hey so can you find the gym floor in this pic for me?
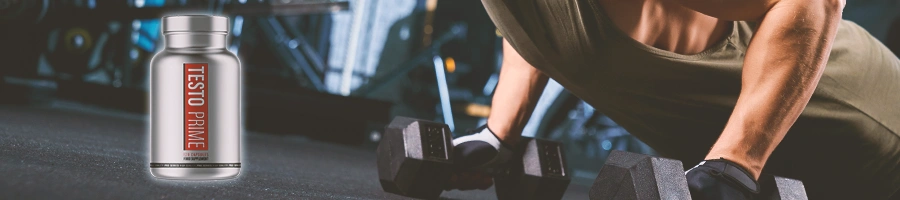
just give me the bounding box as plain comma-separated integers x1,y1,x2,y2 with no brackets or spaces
0,104,590,199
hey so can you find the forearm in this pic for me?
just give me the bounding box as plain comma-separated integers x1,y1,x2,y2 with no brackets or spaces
487,39,549,143
705,0,845,178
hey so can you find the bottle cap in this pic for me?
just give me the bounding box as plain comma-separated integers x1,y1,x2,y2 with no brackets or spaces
162,15,228,33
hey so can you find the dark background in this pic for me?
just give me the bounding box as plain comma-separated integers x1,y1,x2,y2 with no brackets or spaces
0,0,898,199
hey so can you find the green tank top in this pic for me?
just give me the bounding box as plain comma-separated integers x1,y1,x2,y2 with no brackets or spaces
482,0,900,198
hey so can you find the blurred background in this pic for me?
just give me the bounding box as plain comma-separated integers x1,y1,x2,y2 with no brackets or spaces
0,0,898,188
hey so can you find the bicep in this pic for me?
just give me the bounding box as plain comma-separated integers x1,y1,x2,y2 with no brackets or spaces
674,0,845,21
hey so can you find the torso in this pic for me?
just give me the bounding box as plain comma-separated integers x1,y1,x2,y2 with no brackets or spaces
598,0,731,55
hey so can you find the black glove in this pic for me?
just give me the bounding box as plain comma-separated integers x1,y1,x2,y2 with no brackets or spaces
445,125,513,190
451,125,513,169
685,159,760,200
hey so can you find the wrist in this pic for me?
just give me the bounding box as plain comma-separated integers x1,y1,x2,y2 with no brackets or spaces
687,158,761,195
486,119,521,144
705,151,763,180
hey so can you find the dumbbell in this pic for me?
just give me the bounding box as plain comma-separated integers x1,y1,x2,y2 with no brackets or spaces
590,151,808,200
376,116,571,199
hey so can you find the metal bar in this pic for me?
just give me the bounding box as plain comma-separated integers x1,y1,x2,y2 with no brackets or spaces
266,0,350,15
521,79,564,137
350,23,467,97
432,56,454,131
257,17,326,91
267,17,326,90
228,15,245,54
316,14,332,58
278,17,328,74
339,0,370,95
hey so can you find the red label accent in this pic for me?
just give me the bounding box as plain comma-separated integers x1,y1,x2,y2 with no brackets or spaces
184,63,209,151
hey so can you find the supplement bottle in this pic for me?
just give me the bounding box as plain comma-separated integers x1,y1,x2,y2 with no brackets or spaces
150,15,241,179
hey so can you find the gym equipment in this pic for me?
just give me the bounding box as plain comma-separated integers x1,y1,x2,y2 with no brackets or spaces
377,116,454,199
0,0,47,24
47,26,100,77
590,151,808,200
494,137,571,200
589,151,691,200
757,174,809,200
536,93,657,188
376,116,571,199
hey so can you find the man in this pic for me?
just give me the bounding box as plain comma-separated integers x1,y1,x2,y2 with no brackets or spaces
449,0,900,199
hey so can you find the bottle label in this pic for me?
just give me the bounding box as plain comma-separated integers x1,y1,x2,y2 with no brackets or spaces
184,63,209,151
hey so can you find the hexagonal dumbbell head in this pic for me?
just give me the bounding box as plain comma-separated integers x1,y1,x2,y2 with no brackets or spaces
495,138,571,200
376,117,454,199
758,174,809,200
590,151,691,200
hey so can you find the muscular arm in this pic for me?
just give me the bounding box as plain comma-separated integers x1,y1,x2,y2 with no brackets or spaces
673,0,846,178
487,39,549,144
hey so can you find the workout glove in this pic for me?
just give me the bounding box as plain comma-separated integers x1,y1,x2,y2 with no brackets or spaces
452,125,514,170
685,159,760,200
445,125,513,190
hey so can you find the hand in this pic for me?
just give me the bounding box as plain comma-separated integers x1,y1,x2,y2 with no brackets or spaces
444,125,512,191
685,159,760,200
